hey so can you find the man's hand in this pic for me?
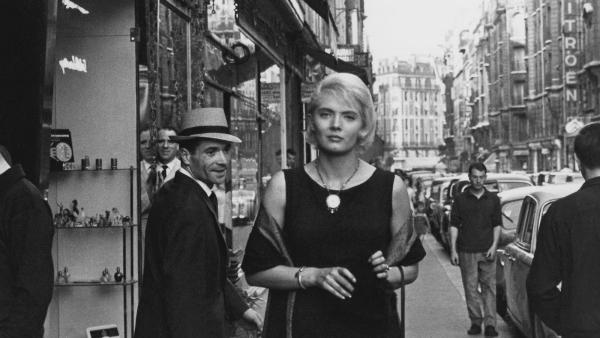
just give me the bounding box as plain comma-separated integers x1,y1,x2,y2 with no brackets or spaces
485,245,497,260
450,250,459,266
242,308,263,332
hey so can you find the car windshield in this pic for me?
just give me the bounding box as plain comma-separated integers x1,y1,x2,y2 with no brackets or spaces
483,181,499,192
501,199,523,230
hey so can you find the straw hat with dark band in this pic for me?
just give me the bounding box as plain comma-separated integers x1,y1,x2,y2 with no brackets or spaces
170,107,241,143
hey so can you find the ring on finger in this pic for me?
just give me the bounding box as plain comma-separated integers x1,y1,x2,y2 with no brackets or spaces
382,264,390,272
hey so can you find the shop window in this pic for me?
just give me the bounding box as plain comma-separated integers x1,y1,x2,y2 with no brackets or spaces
230,94,259,225
49,0,138,336
259,64,283,183
157,2,190,127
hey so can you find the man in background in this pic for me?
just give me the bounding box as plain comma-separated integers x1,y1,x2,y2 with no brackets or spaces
527,122,600,337
269,148,297,175
139,127,156,215
156,127,180,187
139,128,156,270
450,162,501,337
0,145,54,337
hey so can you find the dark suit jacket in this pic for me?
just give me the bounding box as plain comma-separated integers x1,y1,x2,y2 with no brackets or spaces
527,176,600,337
0,165,54,338
135,171,247,338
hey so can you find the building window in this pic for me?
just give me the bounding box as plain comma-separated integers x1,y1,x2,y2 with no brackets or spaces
513,82,524,105
513,48,525,71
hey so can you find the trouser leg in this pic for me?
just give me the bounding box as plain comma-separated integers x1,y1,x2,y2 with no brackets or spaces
459,252,483,326
479,255,497,327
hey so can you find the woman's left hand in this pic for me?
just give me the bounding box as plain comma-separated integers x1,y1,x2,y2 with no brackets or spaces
368,250,390,280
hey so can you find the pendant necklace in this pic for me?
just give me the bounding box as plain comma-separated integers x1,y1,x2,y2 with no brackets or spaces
315,160,360,214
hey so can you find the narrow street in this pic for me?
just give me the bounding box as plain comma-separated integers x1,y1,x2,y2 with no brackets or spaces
402,234,523,338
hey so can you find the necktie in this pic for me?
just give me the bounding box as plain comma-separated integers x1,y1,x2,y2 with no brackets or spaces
146,164,157,197
161,165,168,180
147,164,157,184
209,192,218,213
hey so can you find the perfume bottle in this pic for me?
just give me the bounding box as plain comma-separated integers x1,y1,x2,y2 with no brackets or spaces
100,267,112,283
62,266,70,283
56,270,65,284
113,267,124,282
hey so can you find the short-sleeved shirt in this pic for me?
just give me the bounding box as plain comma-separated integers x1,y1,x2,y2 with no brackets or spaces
450,188,501,253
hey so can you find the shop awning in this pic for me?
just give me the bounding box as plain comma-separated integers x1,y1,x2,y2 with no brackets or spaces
204,47,276,88
304,0,331,21
303,45,370,85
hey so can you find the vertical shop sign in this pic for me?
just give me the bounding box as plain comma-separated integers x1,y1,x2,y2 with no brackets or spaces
563,0,578,102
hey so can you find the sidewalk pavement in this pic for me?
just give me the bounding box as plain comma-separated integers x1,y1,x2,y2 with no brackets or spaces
401,234,520,337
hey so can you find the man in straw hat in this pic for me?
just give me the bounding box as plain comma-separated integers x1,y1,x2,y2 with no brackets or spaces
135,108,262,338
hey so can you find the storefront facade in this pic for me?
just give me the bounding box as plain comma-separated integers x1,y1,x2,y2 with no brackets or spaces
1,0,338,336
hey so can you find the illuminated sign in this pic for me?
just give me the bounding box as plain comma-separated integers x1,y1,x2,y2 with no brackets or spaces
563,0,578,102
62,0,89,14
59,56,88,74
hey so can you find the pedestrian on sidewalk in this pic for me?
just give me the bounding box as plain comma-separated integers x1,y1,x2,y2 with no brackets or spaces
527,122,600,337
450,162,501,337
0,145,54,337
242,72,425,338
134,108,262,338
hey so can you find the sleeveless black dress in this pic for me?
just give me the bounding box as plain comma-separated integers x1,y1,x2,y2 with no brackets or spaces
242,167,425,338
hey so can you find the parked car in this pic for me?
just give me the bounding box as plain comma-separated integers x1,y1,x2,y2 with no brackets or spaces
494,185,550,317
546,171,584,185
439,173,535,249
530,171,583,186
498,183,582,338
408,170,442,203
426,176,458,243
529,171,550,186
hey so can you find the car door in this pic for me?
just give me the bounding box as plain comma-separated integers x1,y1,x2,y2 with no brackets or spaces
503,196,536,334
529,200,561,338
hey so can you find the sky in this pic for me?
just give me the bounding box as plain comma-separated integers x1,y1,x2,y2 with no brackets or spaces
364,0,483,62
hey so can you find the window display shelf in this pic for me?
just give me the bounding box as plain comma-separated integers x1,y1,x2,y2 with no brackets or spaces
55,224,138,229
50,160,137,338
55,280,138,287
50,167,136,173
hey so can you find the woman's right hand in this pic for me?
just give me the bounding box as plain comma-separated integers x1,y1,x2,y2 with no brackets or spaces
304,267,356,300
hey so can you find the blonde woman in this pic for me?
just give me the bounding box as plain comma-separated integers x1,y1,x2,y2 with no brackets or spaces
243,73,424,338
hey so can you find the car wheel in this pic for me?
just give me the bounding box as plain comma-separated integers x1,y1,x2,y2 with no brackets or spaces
531,313,559,338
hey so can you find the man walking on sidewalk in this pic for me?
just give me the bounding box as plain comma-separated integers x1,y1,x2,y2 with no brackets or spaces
450,163,501,337
527,122,600,337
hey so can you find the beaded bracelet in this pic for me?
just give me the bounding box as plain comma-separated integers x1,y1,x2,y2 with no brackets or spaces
295,266,307,289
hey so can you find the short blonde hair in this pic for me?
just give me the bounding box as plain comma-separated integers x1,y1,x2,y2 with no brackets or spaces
306,73,375,151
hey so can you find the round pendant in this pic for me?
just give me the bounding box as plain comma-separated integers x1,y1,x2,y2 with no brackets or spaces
325,194,341,213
